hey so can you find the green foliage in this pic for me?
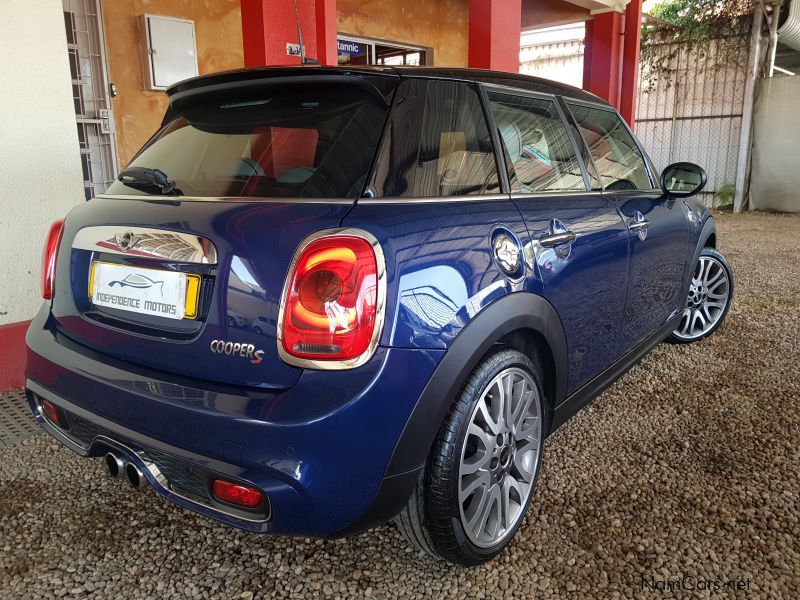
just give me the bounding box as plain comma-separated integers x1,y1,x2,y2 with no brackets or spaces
714,183,736,207
648,0,755,42
641,0,755,91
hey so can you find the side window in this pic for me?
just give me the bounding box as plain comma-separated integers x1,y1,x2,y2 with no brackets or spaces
370,79,500,197
487,92,586,193
567,104,653,191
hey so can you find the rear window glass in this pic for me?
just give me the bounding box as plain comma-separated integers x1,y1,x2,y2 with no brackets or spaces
105,82,391,199
487,92,586,193
369,79,500,197
567,104,653,191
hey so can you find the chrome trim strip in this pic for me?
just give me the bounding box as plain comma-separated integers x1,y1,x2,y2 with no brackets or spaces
29,383,269,524
359,191,605,204
108,437,269,523
358,193,509,204
276,227,387,371
511,190,600,198
73,225,218,264
480,82,557,101
95,193,354,205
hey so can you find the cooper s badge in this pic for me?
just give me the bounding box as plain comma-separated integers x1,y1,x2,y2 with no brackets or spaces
210,339,265,365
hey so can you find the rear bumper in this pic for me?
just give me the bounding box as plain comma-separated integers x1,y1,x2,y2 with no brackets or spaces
25,306,443,536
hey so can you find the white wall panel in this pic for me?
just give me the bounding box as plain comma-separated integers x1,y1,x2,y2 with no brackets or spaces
0,0,85,325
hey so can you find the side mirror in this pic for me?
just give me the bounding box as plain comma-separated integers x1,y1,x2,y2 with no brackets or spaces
660,162,707,198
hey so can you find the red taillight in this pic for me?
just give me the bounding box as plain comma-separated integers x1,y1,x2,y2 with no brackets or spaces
279,232,384,366
42,219,65,300
212,479,264,508
40,398,61,425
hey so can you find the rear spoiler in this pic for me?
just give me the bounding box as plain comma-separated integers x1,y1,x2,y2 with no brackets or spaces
162,67,399,123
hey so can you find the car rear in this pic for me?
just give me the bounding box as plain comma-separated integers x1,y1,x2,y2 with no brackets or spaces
24,68,441,535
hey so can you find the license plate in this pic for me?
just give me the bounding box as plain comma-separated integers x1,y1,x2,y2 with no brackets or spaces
89,262,201,320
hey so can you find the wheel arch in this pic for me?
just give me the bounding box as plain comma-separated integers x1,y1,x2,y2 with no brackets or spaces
384,291,568,478
496,328,557,428
698,216,717,250
687,216,718,289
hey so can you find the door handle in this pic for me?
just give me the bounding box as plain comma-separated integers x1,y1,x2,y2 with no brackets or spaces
628,210,651,240
539,230,576,247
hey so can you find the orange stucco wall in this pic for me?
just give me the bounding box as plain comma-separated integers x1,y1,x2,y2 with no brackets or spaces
102,0,470,167
101,0,244,167
337,0,468,67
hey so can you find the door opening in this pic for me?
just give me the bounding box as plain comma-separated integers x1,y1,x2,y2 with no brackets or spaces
337,35,430,66
63,0,118,200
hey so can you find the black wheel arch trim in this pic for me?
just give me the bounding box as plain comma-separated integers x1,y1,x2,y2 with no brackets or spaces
385,291,568,478
333,292,568,537
695,216,717,260
684,216,717,294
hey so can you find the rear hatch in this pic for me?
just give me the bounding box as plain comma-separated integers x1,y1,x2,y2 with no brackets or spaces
51,71,396,389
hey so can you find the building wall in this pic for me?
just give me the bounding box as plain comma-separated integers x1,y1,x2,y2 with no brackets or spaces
0,0,85,327
750,76,800,213
104,0,469,168
101,0,244,167
520,24,585,89
337,0,469,67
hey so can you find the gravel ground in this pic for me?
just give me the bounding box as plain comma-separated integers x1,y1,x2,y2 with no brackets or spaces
1,211,799,599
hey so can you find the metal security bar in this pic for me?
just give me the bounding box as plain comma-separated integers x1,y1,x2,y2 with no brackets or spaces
63,0,118,200
637,29,752,207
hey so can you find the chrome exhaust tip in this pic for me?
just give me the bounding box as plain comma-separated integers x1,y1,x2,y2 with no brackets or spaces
124,462,145,490
104,452,124,478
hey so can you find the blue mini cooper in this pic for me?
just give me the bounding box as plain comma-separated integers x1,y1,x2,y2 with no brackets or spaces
26,66,733,565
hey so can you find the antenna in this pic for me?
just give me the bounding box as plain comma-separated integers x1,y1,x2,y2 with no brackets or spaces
292,0,306,64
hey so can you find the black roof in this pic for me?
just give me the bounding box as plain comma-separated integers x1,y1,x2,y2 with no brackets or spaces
165,65,607,107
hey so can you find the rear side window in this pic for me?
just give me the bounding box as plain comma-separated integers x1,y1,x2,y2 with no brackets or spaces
105,81,391,198
487,92,586,193
567,104,653,191
370,79,500,197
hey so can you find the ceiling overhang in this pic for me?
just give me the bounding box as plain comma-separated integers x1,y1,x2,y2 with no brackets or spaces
564,0,629,14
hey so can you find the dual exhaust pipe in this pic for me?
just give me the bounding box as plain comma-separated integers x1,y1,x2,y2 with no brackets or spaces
104,452,145,490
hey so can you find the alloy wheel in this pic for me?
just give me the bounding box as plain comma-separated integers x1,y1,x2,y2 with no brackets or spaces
458,367,541,548
673,255,731,340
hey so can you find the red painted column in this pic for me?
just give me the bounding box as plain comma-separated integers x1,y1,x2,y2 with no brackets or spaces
582,10,624,107
0,321,29,391
619,0,643,128
241,0,337,67
468,0,522,73
583,18,594,93
315,0,337,66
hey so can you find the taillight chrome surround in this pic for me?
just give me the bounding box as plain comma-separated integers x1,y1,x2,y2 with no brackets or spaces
276,228,387,370
42,219,65,300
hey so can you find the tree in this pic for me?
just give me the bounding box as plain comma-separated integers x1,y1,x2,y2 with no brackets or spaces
641,0,756,90
648,0,756,41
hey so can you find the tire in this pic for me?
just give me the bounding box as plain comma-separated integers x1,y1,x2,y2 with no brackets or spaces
395,348,547,565
669,247,734,344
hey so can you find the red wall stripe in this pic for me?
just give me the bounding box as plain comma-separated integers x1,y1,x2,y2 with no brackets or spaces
0,321,29,391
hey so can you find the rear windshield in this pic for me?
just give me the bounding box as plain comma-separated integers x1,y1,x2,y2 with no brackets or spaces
105,81,391,199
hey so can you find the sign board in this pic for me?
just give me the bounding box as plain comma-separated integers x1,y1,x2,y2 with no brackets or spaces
337,39,362,56
141,15,198,90
286,43,301,57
